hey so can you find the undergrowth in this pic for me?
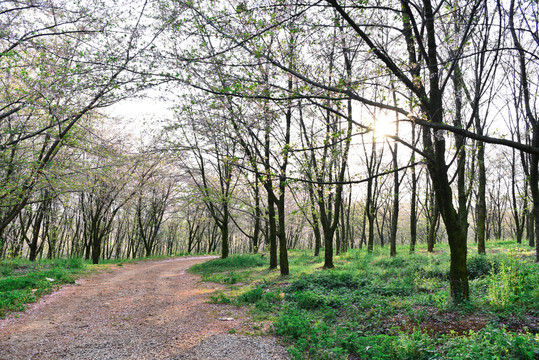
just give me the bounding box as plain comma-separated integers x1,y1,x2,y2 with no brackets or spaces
202,242,539,359
189,254,267,275
0,258,86,317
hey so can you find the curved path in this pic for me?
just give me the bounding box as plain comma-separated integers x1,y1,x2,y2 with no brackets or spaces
0,256,288,360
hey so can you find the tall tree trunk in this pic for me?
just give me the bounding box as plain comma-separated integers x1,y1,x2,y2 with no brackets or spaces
266,184,278,269
221,207,229,259
359,206,367,249
389,100,399,258
275,78,293,276
252,178,261,253
528,207,535,247
309,184,322,257
511,148,525,244
531,153,539,262
28,198,49,261
476,140,486,254
91,231,101,265
410,123,418,253
366,189,375,253
277,180,289,275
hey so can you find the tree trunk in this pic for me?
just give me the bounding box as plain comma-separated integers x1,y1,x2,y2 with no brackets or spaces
389,149,398,257
410,124,418,253
252,180,261,253
266,185,278,269
221,207,229,259
366,177,375,253
277,178,289,275
91,233,101,265
476,139,486,255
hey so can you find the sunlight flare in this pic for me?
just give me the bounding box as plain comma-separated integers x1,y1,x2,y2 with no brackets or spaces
373,114,396,138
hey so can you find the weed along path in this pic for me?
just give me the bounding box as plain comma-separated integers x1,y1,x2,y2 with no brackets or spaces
0,256,289,360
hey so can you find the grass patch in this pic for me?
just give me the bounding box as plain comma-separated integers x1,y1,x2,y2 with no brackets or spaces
208,292,232,304
0,258,88,317
199,241,539,359
189,254,267,275
201,270,251,284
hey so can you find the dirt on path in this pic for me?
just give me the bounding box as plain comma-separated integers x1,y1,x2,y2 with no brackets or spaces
0,256,289,360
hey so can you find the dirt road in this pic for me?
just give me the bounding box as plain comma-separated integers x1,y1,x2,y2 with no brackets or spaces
0,256,289,360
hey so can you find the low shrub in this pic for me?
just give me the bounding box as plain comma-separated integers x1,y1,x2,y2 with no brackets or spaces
274,308,311,340
280,321,538,360
0,289,36,317
467,255,496,279
440,326,538,359
202,271,249,284
487,257,528,309
236,287,264,304
255,290,284,311
291,291,327,310
286,271,358,293
208,292,231,304
64,258,85,269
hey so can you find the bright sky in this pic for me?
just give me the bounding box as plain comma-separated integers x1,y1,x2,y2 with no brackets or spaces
107,93,173,144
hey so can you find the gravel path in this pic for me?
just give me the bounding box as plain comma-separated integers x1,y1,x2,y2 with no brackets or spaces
0,256,289,359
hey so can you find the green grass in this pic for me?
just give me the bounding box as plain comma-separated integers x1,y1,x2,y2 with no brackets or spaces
189,254,267,275
201,270,252,284
0,258,87,317
200,241,539,359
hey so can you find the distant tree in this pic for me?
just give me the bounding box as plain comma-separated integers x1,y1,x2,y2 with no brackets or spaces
0,0,158,238
136,174,173,257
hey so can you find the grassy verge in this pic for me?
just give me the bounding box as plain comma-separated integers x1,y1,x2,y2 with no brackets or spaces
197,242,539,359
189,254,268,286
0,258,88,318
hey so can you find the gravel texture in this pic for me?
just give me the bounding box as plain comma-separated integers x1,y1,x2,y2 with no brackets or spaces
0,256,289,360
172,334,289,360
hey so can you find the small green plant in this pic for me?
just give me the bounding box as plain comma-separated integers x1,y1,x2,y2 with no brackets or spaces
440,326,538,359
224,272,243,284
254,290,283,312
292,291,327,310
236,287,263,304
487,257,526,309
467,255,496,279
407,308,429,325
208,292,231,304
274,308,311,340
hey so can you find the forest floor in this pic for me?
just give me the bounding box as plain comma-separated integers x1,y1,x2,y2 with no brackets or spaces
0,256,289,360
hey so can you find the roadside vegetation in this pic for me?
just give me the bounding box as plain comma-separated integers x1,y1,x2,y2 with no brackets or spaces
191,241,539,359
0,258,90,318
